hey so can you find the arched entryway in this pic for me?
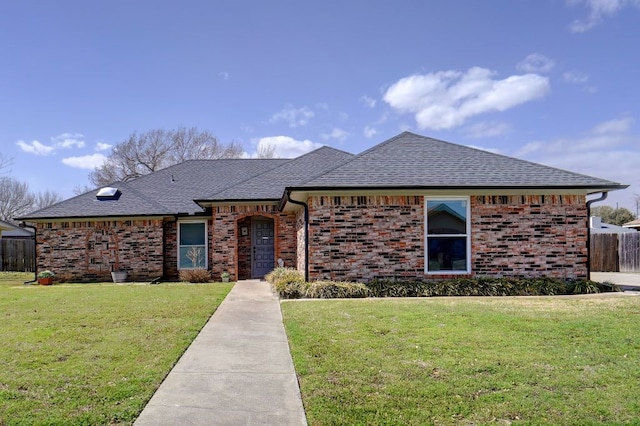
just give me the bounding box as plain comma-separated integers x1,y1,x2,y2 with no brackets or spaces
237,215,275,279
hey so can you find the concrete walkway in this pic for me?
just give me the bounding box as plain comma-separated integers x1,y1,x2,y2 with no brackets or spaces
134,280,307,425
591,272,640,290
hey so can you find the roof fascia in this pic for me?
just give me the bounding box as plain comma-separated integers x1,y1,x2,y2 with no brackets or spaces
17,214,170,223
285,184,628,194
279,184,628,211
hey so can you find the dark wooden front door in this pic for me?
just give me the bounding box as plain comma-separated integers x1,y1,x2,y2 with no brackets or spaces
252,218,274,278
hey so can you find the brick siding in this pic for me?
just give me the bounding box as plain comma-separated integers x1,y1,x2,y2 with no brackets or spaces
472,195,587,279
36,219,164,282
305,194,588,282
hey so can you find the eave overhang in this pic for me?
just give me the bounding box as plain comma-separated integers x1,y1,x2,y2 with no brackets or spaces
279,183,629,212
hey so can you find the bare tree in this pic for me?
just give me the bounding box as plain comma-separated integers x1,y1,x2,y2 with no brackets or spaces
0,153,12,174
89,127,244,187
0,178,35,223
256,141,277,159
34,189,63,210
73,184,97,196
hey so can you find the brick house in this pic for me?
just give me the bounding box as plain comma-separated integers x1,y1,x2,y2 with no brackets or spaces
17,132,626,282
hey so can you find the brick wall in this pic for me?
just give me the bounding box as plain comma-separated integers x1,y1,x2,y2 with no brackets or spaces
307,195,424,281
471,195,587,279
36,219,164,282
305,194,588,282
211,205,297,280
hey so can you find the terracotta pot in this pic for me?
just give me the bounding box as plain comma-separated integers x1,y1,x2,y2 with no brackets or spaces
38,277,53,286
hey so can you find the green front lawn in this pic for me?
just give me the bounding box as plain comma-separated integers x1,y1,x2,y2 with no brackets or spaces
283,296,640,425
0,272,232,425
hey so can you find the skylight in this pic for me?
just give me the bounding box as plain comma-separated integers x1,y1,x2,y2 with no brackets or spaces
96,187,121,200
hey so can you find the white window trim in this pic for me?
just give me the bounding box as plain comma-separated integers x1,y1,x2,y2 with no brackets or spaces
424,196,471,275
177,219,208,270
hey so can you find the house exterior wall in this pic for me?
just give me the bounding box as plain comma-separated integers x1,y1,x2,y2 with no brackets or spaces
305,194,588,282
307,195,424,281
36,219,164,282
472,195,587,278
211,205,297,280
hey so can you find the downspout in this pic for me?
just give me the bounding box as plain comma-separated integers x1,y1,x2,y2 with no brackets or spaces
585,192,608,280
286,190,309,282
19,222,37,284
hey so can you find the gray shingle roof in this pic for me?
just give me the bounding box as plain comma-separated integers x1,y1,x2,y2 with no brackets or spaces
18,131,626,221
19,158,289,220
293,132,625,191
202,146,353,201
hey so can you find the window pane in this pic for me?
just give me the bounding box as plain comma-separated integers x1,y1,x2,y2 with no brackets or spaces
179,245,205,268
427,237,467,271
427,200,467,234
180,223,205,245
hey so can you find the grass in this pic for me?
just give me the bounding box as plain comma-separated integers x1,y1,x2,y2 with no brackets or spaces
282,296,640,425
0,272,232,425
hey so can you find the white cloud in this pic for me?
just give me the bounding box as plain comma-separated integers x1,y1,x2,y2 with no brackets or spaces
516,53,555,73
219,71,230,80
563,71,589,84
253,136,323,158
95,142,112,151
464,121,511,138
569,0,640,32
321,127,349,142
16,140,55,155
52,133,85,149
383,67,550,130
360,95,377,108
62,153,108,169
363,126,378,138
269,105,315,128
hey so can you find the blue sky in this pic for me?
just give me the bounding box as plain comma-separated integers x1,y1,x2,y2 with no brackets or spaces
1,0,639,214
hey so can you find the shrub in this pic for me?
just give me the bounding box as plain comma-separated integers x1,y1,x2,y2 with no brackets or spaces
304,281,371,299
179,268,211,283
365,279,429,297
269,272,616,299
568,279,604,294
37,270,55,278
265,267,306,298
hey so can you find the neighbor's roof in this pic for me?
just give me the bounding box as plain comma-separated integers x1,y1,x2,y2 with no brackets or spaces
289,132,626,192
623,218,640,229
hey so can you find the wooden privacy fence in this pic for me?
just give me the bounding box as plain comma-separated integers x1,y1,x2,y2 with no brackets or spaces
590,233,640,272
0,238,35,272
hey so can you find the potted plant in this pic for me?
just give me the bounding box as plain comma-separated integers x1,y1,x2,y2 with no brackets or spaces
111,268,128,283
221,272,230,283
37,270,55,285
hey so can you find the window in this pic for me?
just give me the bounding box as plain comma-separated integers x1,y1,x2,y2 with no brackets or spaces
178,221,207,269
425,197,470,274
